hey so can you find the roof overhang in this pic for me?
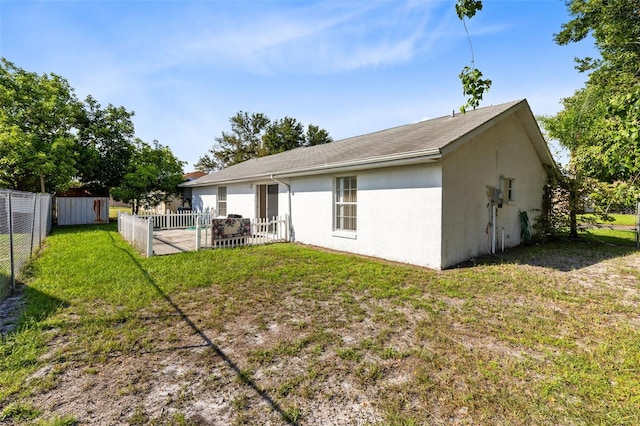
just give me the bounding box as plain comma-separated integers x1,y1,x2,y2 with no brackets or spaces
439,99,557,170
182,148,442,187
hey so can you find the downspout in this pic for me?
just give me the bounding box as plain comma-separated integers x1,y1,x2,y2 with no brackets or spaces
270,175,293,241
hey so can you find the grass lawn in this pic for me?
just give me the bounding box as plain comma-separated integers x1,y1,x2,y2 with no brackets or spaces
109,206,131,221
2,223,640,424
579,213,637,226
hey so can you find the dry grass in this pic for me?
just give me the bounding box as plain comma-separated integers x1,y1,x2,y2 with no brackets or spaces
1,224,640,425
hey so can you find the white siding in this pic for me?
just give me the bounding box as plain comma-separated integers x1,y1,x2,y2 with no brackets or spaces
56,197,109,225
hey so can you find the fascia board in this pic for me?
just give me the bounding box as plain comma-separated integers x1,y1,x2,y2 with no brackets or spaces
185,149,442,187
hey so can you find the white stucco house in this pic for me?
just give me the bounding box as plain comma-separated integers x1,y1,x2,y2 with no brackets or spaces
181,99,555,269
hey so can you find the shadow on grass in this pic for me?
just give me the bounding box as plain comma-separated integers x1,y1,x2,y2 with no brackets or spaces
462,235,638,272
107,231,298,425
0,282,69,336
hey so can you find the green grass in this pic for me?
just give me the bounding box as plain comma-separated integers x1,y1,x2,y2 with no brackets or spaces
109,205,131,221
579,213,637,226
2,223,640,424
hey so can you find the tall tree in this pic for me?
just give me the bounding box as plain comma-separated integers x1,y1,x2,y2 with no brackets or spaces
0,58,81,192
75,95,136,194
195,112,270,172
547,0,640,183
305,124,332,147
263,116,305,154
195,112,332,172
111,139,185,214
540,0,640,235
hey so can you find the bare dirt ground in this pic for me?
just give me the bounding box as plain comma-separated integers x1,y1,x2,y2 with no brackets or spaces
2,245,640,425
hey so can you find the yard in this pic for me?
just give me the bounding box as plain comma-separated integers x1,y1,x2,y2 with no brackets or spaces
1,223,640,425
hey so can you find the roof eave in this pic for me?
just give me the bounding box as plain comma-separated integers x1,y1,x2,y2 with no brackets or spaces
184,149,442,187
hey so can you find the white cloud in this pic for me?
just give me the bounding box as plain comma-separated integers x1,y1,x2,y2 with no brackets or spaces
172,1,457,74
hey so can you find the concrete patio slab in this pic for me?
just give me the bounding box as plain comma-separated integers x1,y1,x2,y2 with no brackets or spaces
153,228,199,255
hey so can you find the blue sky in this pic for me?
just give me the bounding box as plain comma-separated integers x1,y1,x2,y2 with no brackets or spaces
1,0,595,169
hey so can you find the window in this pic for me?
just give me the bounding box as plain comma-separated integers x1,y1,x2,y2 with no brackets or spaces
505,178,515,202
217,186,227,217
335,176,357,231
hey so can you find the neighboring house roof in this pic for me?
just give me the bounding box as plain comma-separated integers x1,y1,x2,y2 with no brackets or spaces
182,99,554,187
183,171,207,181
56,188,109,197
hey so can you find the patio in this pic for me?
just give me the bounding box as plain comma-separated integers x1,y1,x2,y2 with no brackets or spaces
119,212,290,257
153,228,200,255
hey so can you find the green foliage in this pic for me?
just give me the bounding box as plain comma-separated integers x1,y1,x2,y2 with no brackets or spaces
0,58,81,192
540,1,640,237
262,116,305,154
111,139,185,213
454,1,491,113
543,0,640,183
75,95,136,194
195,111,332,171
588,180,639,214
0,58,166,195
455,0,482,20
459,66,492,112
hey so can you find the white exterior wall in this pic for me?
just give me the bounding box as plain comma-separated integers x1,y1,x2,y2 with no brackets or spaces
290,163,443,269
441,115,548,268
192,182,270,218
191,187,217,213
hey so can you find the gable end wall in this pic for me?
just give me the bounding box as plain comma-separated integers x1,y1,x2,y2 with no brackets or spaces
440,113,548,268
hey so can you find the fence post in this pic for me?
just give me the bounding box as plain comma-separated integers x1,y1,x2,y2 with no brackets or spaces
285,214,290,242
30,194,37,255
8,192,15,295
195,220,201,251
636,200,640,249
147,218,154,257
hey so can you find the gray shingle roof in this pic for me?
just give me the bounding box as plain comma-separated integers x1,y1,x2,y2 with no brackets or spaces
184,99,548,187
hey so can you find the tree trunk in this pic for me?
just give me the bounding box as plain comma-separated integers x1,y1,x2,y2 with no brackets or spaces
39,174,45,193
569,185,579,239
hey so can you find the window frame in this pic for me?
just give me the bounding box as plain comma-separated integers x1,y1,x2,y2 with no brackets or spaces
504,178,515,203
334,175,357,236
217,186,227,217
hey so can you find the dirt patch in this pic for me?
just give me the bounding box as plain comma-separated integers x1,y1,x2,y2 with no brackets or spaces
0,284,25,335
6,248,640,425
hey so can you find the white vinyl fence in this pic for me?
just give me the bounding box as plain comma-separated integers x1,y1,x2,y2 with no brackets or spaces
138,210,213,230
117,213,153,257
209,216,290,249
118,211,290,256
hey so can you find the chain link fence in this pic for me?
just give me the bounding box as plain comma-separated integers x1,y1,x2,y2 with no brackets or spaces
0,189,52,303
576,202,640,247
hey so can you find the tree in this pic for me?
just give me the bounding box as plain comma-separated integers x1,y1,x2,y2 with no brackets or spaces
111,139,185,214
548,0,640,183
195,112,270,172
195,112,332,172
0,58,82,193
263,116,305,154
305,124,332,147
539,0,640,236
75,95,136,194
